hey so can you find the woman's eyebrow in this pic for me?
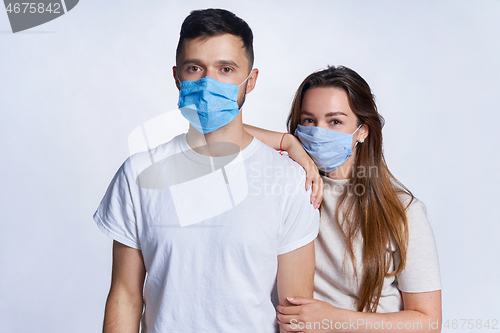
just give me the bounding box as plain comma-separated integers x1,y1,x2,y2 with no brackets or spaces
300,111,315,117
324,111,347,117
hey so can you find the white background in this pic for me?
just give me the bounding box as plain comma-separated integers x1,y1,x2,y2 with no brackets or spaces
1,1,499,332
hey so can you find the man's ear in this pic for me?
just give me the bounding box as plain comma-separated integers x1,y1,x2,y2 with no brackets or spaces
173,66,180,90
245,68,259,94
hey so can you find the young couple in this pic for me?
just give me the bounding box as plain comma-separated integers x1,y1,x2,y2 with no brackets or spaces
94,8,442,333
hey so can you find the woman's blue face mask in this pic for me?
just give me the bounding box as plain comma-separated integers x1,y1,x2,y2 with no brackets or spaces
177,73,251,134
294,123,363,173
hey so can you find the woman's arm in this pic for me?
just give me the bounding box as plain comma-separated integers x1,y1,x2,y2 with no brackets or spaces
243,124,284,150
244,124,323,208
276,290,442,333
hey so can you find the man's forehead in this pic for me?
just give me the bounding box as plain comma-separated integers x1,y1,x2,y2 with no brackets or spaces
191,33,244,45
178,33,248,64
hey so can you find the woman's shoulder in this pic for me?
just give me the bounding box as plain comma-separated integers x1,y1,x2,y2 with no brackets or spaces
397,195,437,242
394,191,430,226
393,187,423,211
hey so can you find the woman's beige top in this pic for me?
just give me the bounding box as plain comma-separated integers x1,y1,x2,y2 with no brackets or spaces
314,176,441,313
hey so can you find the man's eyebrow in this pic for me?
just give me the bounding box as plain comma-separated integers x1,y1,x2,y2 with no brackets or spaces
180,59,240,68
180,58,203,66
215,60,239,68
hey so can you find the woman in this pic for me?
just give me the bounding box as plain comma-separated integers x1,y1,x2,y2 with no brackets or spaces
244,66,442,332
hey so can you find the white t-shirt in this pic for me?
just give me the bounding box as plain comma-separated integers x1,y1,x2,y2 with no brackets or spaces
314,176,441,313
94,133,319,332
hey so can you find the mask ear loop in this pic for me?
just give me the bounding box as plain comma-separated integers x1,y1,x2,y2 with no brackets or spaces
236,70,253,111
238,69,253,87
352,123,364,149
175,72,182,86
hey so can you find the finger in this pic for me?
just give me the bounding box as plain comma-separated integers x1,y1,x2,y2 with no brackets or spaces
276,305,301,315
309,188,315,205
308,163,319,200
310,176,321,207
314,177,324,208
305,169,312,192
287,296,316,305
276,312,300,324
279,320,304,332
305,169,313,193
307,165,318,204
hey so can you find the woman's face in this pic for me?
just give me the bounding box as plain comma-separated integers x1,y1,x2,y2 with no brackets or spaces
299,87,361,135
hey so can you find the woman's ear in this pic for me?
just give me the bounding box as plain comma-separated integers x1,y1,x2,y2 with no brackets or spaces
359,123,369,142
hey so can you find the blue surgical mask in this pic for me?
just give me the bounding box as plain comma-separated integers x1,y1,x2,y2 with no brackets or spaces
177,74,250,134
294,124,363,172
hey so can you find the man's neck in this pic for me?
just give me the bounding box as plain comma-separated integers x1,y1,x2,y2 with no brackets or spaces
185,113,253,157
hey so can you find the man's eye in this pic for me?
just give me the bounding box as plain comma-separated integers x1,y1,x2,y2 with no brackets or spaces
221,67,233,73
188,66,201,72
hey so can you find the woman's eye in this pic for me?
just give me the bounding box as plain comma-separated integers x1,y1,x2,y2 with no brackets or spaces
302,118,314,124
330,119,342,125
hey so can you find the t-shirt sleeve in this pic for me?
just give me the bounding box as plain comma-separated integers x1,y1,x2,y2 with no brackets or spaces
397,199,441,292
93,159,141,250
277,171,320,256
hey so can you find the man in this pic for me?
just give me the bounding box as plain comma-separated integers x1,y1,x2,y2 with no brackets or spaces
94,8,319,333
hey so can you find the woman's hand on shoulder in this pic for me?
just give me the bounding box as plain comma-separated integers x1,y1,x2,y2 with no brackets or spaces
282,134,323,209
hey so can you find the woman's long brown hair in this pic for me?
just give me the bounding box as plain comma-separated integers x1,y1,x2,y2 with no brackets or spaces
287,66,414,312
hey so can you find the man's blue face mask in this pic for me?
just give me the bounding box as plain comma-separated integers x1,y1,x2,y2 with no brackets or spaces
177,73,251,134
294,123,363,173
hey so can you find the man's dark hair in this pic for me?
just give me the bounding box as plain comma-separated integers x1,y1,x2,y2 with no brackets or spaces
176,8,254,70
